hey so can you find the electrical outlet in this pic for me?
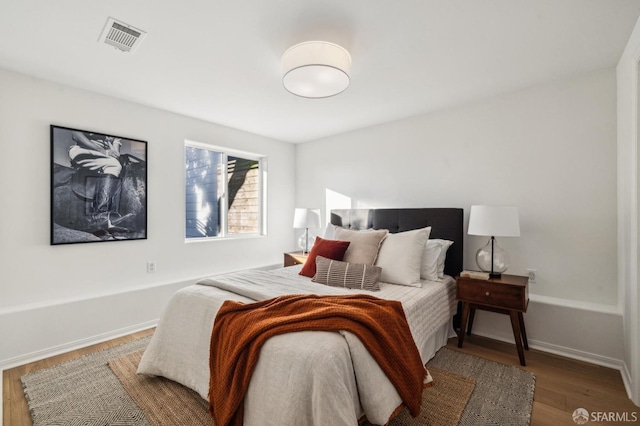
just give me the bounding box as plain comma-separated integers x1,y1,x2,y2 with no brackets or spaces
147,261,156,273
527,269,536,283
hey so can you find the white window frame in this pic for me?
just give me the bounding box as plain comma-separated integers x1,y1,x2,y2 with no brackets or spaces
185,140,267,242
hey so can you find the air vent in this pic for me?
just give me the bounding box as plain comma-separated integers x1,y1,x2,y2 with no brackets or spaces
98,17,147,53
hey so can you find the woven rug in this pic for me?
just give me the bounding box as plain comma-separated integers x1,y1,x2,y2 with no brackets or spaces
427,348,536,425
22,337,535,425
109,349,211,426
110,350,474,426
21,336,152,425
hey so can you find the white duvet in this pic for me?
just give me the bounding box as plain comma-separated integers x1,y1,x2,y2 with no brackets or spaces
137,266,457,426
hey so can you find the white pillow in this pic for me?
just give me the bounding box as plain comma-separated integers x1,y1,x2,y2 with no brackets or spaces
436,239,454,278
421,239,454,281
375,227,431,286
323,223,337,239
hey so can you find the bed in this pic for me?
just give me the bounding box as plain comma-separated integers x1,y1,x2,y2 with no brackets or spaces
137,208,463,425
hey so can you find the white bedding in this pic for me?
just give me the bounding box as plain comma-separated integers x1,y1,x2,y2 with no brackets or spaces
137,265,457,426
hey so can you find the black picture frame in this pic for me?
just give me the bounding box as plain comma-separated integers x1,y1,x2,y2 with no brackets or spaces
50,125,147,245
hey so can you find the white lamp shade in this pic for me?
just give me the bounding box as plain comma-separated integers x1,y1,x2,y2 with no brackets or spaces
282,41,351,98
468,205,520,237
293,208,321,229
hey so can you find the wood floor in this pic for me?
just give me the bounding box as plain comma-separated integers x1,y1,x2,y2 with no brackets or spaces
447,335,638,425
2,329,155,426
3,330,637,425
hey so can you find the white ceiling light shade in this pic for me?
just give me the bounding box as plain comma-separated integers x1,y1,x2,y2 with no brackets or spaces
282,41,351,98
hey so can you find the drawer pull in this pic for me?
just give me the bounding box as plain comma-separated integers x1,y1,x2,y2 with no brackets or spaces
485,292,490,296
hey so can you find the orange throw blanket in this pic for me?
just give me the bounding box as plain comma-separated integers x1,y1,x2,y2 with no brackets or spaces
208,294,427,426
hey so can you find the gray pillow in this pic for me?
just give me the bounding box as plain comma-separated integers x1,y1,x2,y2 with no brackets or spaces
333,227,388,265
312,256,382,291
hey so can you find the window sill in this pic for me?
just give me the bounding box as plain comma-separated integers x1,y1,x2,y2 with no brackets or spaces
184,234,266,243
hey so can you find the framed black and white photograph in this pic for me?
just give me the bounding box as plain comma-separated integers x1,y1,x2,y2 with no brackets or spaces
50,125,147,245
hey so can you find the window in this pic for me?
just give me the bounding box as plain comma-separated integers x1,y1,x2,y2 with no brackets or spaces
185,141,266,240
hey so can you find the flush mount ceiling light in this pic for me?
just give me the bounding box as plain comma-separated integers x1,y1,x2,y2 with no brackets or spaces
282,41,351,98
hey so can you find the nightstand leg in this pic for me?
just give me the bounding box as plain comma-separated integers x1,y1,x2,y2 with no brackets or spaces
518,312,529,350
509,311,526,366
458,302,470,348
467,308,476,336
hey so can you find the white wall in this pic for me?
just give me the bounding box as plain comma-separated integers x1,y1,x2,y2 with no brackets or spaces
296,68,624,366
0,68,296,365
617,15,640,406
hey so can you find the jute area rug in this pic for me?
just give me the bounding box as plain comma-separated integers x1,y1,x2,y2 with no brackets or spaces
21,336,535,425
110,350,473,426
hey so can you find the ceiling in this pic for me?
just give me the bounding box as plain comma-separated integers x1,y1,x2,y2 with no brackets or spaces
1,1,639,143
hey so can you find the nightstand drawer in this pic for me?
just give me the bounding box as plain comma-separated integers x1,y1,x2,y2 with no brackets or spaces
457,278,527,311
284,251,309,267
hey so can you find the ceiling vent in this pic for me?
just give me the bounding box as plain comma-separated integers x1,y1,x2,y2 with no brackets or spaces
98,17,147,53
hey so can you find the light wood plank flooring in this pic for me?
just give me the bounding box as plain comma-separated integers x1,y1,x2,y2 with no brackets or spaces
3,329,154,426
447,335,638,425
3,330,637,425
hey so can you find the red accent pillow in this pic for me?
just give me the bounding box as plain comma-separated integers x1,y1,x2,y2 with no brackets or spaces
299,237,351,278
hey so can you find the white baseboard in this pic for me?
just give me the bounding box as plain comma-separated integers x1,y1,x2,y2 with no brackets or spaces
0,319,157,425
465,295,637,403
467,295,625,365
471,329,624,370
0,319,157,372
0,279,192,366
621,362,635,403
471,329,639,405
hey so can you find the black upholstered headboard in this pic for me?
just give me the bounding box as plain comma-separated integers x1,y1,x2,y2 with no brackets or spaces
330,208,464,278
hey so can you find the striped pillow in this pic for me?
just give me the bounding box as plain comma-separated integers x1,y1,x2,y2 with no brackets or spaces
312,256,382,291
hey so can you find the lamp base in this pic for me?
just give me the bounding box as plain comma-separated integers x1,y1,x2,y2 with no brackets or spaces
298,232,316,254
476,237,510,276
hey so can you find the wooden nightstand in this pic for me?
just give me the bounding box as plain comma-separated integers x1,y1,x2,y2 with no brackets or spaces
284,251,309,267
456,274,529,366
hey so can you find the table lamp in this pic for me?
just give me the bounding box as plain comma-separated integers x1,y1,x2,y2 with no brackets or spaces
293,208,321,254
468,205,520,277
